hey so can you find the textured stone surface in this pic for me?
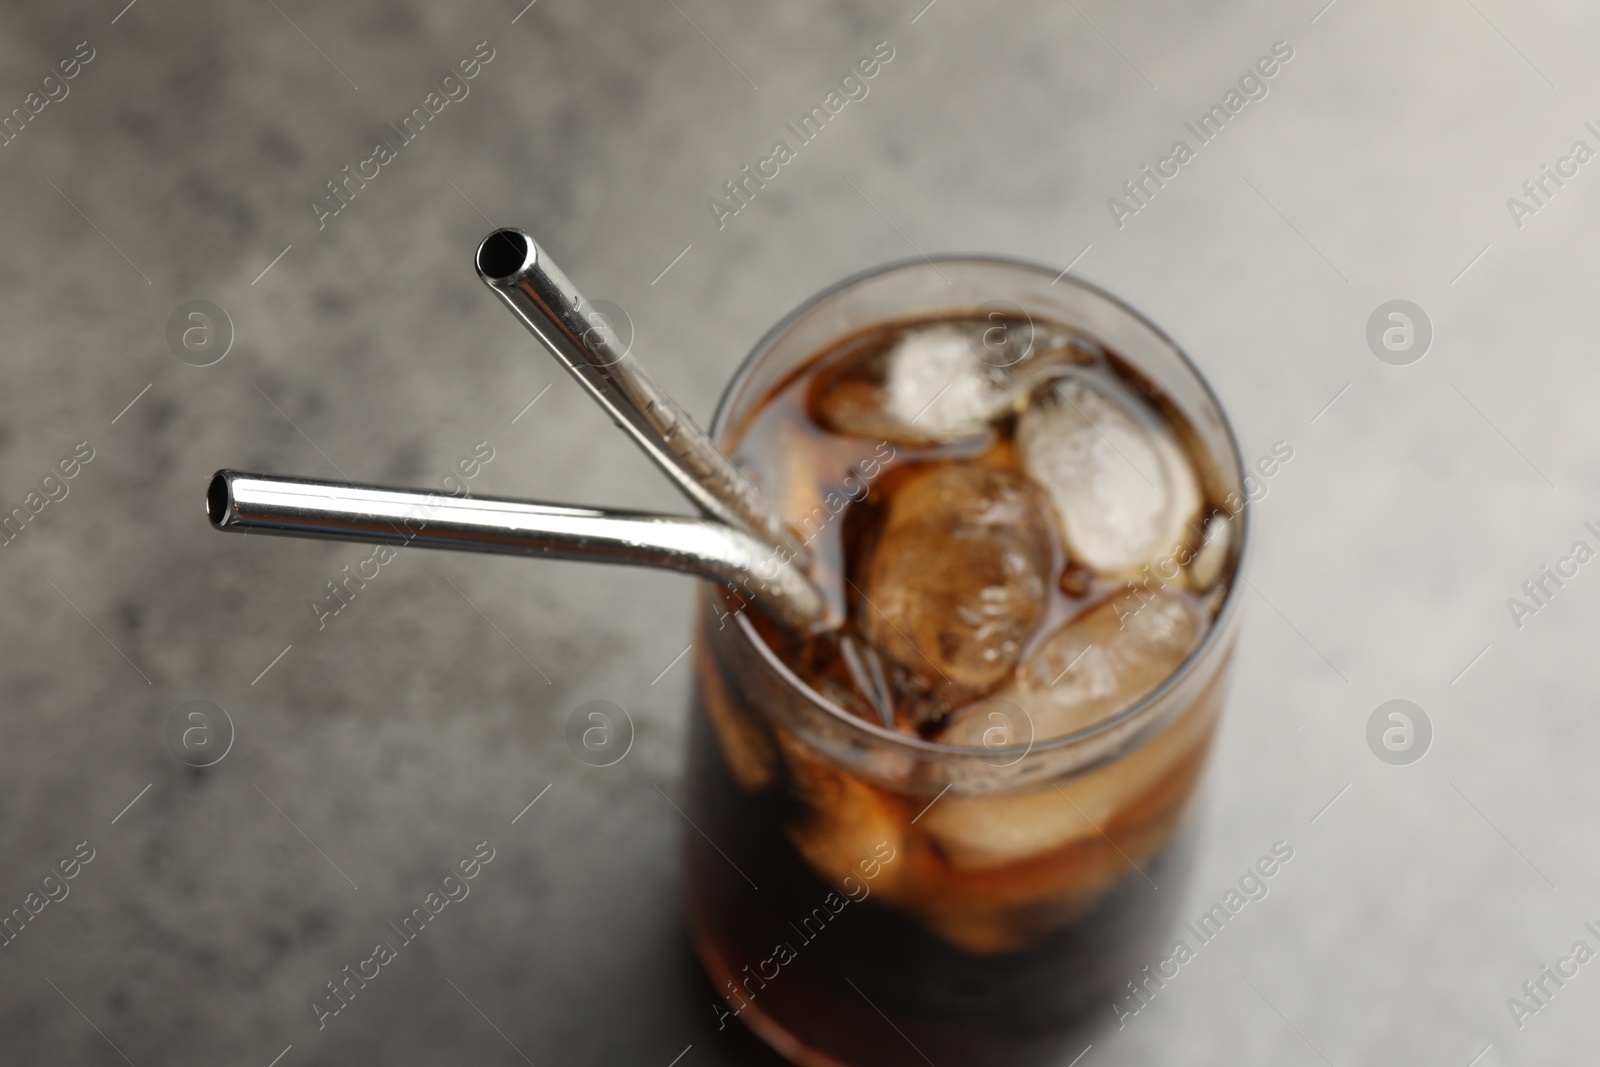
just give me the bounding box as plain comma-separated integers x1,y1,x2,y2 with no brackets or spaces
0,1,1595,1064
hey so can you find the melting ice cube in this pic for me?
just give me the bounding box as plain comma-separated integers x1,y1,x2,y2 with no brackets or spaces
858,465,1054,710
1017,377,1202,574
812,322,1085,443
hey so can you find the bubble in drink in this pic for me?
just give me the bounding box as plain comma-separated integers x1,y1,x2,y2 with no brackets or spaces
1018,376,1201,574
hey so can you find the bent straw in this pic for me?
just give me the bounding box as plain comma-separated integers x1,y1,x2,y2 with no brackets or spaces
474,227,809,566
207,471,829,631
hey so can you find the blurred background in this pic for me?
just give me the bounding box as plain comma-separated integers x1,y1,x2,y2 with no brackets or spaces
1,0,1597,1063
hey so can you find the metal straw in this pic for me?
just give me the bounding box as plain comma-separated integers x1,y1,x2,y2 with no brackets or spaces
207,471,829,631
474,227,808,565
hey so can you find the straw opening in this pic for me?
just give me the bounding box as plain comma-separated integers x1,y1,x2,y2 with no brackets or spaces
476,228,533,283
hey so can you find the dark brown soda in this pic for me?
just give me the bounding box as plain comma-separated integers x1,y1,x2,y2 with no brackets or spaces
683,314,1234,1066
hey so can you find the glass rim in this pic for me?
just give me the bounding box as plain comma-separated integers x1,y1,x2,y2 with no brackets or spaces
708,252,1253,761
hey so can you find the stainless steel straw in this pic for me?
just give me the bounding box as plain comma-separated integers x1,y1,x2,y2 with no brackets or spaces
474,227,808,565
207,471,829,631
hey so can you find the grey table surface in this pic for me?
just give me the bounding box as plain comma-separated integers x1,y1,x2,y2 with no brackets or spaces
0,0,1595,1064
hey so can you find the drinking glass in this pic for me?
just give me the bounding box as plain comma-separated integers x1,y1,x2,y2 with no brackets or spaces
683,257,1250,1067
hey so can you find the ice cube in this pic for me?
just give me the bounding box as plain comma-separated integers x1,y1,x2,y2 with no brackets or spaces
858,465,1054,709
938,588,1203,746
1018,588,1203,736
780,734,907,897
1018,377,1201,574
912,758,1186,946
884,324,1013,439
695,642,777,792
907,847,1134,954
917,782,1100,871
1187,511,1232,591
921,592,1203,872
812,322,1085,443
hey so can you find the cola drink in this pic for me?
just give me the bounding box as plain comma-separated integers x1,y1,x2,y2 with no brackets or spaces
683,260,1248,1067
